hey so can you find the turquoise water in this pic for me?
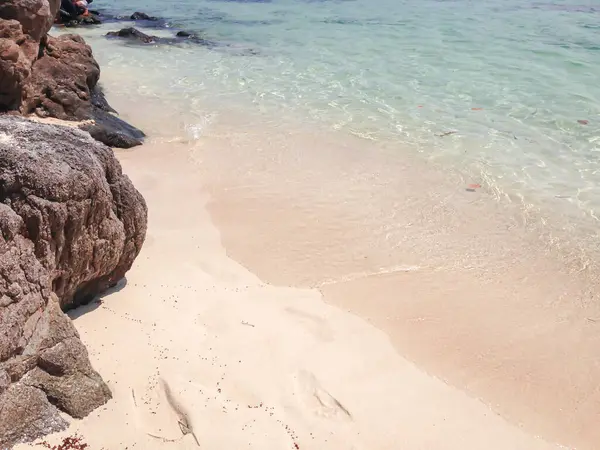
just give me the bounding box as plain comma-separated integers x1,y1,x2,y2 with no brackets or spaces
75,0,600,227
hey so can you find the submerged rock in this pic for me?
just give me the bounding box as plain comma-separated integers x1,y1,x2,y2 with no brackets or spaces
106,26,157,44
130,11,158,21
0,115,148,447
106,26,223,49
63,13,102,27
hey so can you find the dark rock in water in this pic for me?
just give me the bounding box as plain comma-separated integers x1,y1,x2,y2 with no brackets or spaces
176,30,193,37
90,85,117,113
106,27,157,44
130,11,158,21
63,13,102,26
81,107,145,148
0,115,148,447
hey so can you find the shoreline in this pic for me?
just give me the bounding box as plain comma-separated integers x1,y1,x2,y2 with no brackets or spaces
3,4,598,449
93,77,598,447
186,114,600,448
39,65,600,447
18,140,560,450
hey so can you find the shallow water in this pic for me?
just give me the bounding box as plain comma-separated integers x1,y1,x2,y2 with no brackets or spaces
65,0,600,244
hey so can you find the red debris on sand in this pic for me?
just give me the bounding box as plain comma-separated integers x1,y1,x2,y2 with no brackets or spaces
38,435,88,450
468,183,482,189
578,119,589,125
471,107,483,111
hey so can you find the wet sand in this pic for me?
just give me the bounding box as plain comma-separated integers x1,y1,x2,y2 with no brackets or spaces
189,119,600,449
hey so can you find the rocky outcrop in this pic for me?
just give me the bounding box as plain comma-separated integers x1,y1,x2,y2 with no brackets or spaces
0,116,148,309
0,19,38,111
0,0,59,40
22,33,99,120
0,116,148,448
106,26,156,44
0,5,145,148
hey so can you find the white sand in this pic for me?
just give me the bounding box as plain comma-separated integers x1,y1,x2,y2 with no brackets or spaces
18,142,559,450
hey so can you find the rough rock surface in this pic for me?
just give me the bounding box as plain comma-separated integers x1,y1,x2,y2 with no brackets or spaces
0,6,146,147
0,19,38,111
0,116,147,309
130,11,158,21
22,33,99,120
81,107,145,148
0,0,59,40
0,116,148,448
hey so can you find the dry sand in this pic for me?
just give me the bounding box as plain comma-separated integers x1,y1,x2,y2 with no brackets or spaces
17,141,560,450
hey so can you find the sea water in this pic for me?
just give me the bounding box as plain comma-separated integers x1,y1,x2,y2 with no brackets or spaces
65,0,600,246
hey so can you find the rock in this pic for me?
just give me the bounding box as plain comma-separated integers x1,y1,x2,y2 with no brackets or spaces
176,30,193,38
0,115,147,447
0,384,68,448
0,115,148,309
81,107,145,148
63,13,102,27
0,0,60,40
0,205,107,448
106,27,157,44
21,33,100,120
90,84,117,113
0,19,38,111
130,11,158,21
23,337,111,418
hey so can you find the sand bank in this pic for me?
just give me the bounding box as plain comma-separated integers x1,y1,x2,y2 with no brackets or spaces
17,141,558,449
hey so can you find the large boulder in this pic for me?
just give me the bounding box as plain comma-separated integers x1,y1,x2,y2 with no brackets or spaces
0,205,109,449
0,19,38,111
22,33,100,120
0,115,148,309
0,115,147,447
0,0,60,40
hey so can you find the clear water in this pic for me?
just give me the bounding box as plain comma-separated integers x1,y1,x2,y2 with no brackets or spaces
71,0,600,228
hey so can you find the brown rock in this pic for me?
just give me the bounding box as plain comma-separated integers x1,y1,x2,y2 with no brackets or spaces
22,33,100,119
0,115,147,309
0,207,98,448
0,19,38,111
0,116,148,447
0,0,60,40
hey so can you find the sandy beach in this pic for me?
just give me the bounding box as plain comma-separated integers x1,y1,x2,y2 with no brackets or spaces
15,140,562,450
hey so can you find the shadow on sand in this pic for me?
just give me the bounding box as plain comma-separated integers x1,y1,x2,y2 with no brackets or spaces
67,278,128,320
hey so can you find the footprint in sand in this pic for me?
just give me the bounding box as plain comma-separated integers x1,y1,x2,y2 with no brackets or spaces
285,307,334,342
130,377,200,447
294,370,352,421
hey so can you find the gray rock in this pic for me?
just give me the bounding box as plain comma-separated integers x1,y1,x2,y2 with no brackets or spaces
0,115,148,309
0,384,68,448
0,116,148,447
